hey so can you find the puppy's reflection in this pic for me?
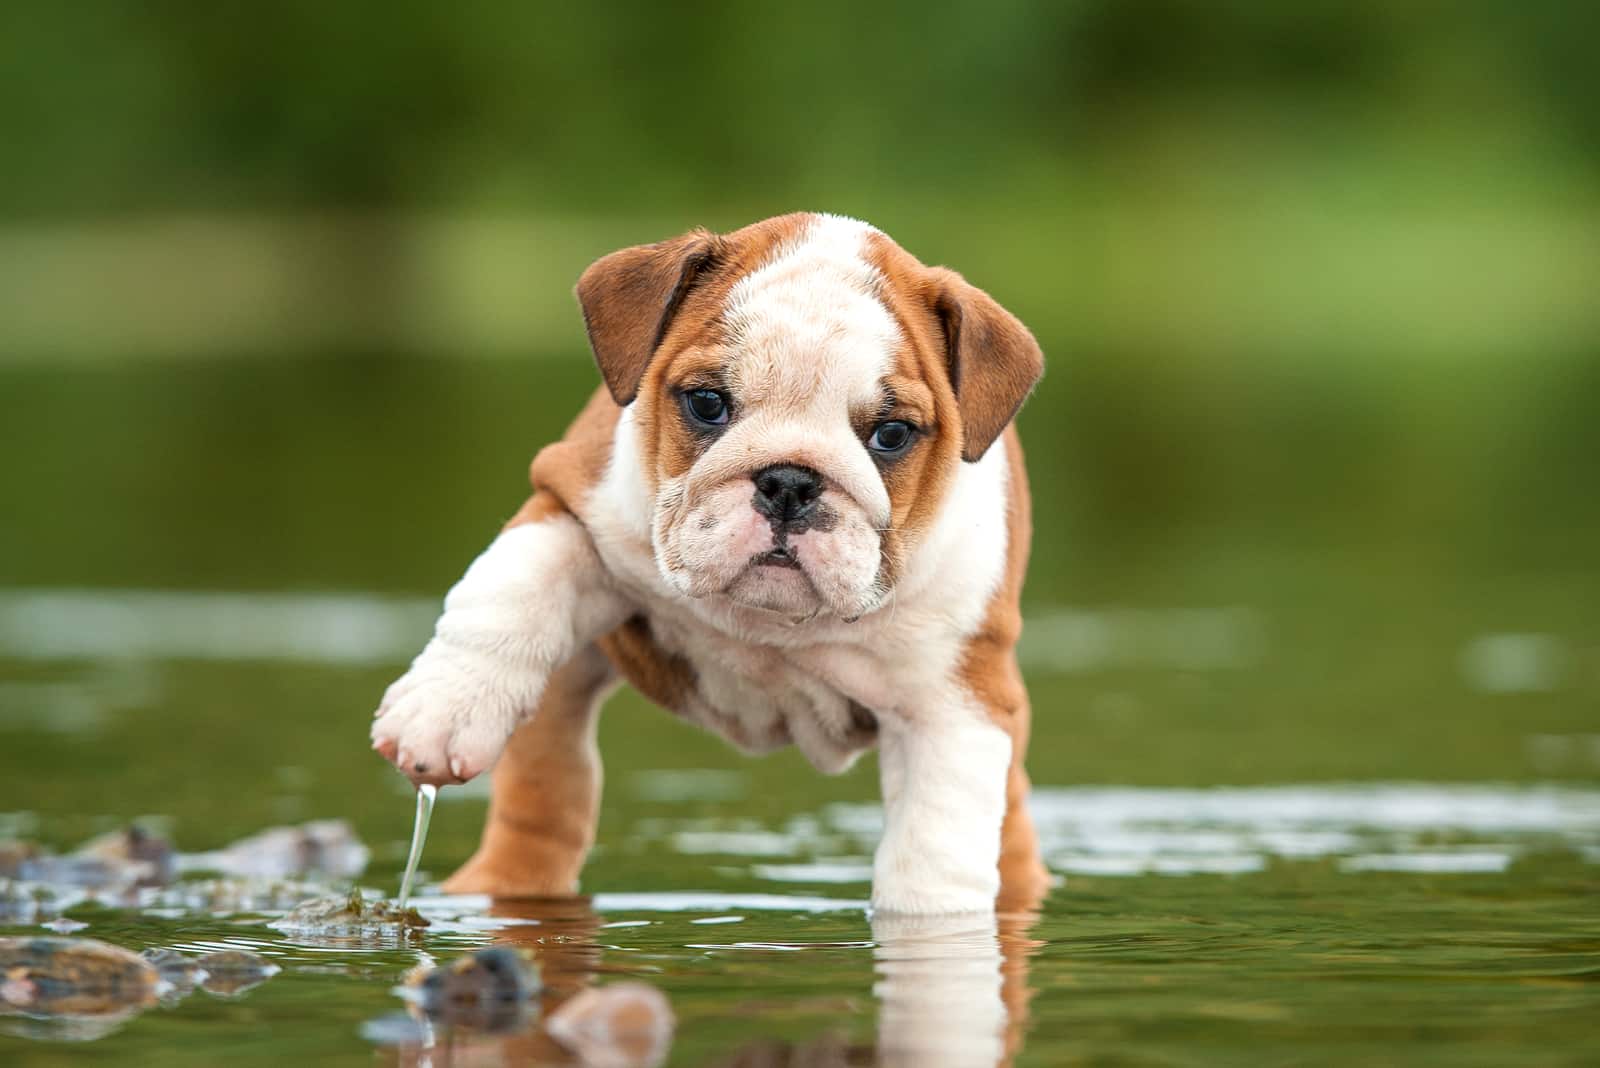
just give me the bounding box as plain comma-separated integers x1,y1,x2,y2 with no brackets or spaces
711,905,1044,1068
389,894,1044,1067
872,907,1043,1068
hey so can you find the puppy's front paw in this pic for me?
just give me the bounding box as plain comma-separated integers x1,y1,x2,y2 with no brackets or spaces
369,645,538,787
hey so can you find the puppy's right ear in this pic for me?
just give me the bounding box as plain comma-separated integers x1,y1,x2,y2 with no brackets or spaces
576,229,722,406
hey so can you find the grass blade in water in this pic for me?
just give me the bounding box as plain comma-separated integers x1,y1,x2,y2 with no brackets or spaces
396,783,436,910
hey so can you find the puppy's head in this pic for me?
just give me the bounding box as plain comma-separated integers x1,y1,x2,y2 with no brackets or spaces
577,213,1042,622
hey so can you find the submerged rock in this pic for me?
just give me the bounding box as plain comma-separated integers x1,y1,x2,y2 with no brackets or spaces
545,982,675,1068
269,888,429,936
404,946,540,1033
0,841,41,880
0,825,174,894
8,854,122,892
195,949,280,997
0,879,60,925
184,820,368,881
0,880,28,923
140,948,202,1003
133,947,280,1002
76,825,176,888
146,876,324,915
358,1012,431,1046
0,936,161,1019
1,820,365,911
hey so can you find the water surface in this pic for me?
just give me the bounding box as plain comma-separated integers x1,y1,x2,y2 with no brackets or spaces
2,358,1597,1065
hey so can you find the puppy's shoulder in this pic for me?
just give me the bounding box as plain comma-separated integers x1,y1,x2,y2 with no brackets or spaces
520,387,622,523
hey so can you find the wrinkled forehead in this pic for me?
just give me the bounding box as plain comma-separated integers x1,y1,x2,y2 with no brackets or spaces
718,215,903,410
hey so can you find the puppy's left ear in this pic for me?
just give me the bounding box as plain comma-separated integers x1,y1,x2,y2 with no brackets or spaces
576,229,723,406
931,269,1045,462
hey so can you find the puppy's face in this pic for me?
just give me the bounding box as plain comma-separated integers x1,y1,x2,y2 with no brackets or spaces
577,213,1042,623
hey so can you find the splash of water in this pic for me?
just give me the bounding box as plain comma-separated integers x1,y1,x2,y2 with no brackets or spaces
396,784,437,911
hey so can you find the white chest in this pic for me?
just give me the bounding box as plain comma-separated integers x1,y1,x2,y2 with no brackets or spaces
638,603,879,775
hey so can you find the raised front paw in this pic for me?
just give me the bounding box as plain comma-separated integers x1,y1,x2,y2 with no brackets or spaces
369,644,537,787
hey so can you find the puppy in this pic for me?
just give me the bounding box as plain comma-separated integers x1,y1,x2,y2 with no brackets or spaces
371,213,1048,914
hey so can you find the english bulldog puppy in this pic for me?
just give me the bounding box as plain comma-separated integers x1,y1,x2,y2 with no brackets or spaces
371,213,1049,914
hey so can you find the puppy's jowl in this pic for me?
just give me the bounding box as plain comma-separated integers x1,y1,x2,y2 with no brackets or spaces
371,213,1048,914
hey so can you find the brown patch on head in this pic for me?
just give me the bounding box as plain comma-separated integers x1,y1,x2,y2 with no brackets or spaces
576,230,721,407
863,232,1044,464
577,213,815,488
933,268,1045,462
869,349,961,585
857,234,967,577
642,344,729,483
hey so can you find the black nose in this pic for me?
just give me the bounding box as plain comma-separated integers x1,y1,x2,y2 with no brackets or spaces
752,464,823,525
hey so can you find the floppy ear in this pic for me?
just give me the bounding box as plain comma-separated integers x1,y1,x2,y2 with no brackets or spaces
930,269,1045,462
575,229,722,405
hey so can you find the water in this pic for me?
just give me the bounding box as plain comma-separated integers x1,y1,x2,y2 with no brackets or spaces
394,784,436,911
2,357,1598,1065
3,781,1597,1065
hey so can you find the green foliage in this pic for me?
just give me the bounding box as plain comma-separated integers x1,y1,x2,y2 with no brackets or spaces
1,2,1597,217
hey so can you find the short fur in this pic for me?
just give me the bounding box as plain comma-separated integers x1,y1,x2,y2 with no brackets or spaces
372,213,1048,913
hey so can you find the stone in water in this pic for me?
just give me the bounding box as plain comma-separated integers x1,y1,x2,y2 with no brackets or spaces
0,936,161,1018
545,982,675,1068
195,949,280,997
404,946,540,1033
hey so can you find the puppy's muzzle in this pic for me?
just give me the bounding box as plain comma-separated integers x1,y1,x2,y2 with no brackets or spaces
751,464,824,533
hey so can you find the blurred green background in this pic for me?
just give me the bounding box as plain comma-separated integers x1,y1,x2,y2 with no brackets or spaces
2,8,1599,1065
1,0,1598,831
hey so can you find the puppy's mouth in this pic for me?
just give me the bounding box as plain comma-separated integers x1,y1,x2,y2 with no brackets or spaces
714,541,825,621
753,545,803,570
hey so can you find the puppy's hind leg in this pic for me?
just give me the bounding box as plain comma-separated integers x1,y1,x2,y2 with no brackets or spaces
441,643,618,897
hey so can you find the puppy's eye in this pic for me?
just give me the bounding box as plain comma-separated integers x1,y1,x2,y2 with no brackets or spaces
683,389,730,427
866,420,915,454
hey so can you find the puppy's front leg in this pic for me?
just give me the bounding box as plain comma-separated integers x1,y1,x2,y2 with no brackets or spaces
371,515,630,787
872,709,1013,915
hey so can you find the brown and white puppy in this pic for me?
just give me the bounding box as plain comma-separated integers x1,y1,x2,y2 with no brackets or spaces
370,213,1048,914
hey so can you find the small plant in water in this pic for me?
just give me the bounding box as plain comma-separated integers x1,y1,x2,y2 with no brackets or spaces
270,886,428,936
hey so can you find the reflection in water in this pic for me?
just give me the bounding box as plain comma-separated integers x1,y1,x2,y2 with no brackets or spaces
0,935,286,1043
366,894,1047,1068
402,946,540,1035
710,1031,866,1067
544,982,674,1068
385,896,634,1067
875,900,1044,1068
705,908,1043,1068
873,913,1009,1067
